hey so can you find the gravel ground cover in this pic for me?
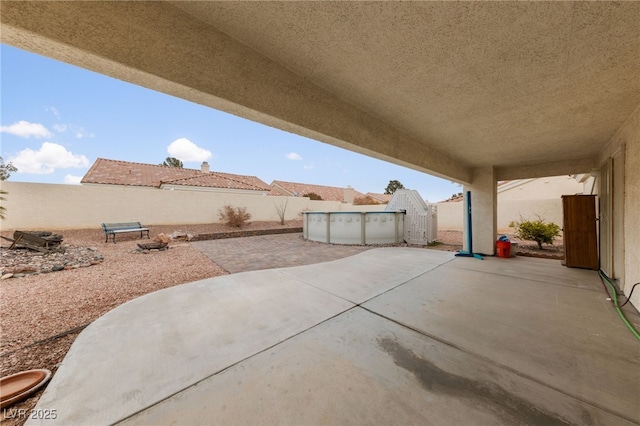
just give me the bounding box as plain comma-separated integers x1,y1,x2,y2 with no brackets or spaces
433,230,564,259
0,221,298,425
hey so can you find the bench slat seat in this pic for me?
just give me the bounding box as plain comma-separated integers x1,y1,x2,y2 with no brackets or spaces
102,222,150,243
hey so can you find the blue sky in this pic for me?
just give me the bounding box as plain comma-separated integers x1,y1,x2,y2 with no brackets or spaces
1,44,461,202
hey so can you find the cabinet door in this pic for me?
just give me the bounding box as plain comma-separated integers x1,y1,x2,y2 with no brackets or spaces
563,195,598,270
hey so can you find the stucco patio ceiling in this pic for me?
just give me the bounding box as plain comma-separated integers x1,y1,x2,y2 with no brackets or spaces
2,1,639,182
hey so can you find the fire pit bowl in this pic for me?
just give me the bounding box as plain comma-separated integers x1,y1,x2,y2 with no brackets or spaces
137,242,168,250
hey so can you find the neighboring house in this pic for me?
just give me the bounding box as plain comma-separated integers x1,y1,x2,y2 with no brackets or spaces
270,180,365,203
439,176,591,204
437,175,594,231
81,158,271,194
441,193,464,203
497,175,593,200
364,193,392,204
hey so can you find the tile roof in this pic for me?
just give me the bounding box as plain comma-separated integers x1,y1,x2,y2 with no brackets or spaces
364,192,393,203
440,194,463,203
270,180,365,202
81,158,270,192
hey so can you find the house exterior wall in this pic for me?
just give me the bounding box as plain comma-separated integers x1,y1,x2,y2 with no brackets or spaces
437,175,588,233
0,182,385,231
599,105,640,310
498,176,585,201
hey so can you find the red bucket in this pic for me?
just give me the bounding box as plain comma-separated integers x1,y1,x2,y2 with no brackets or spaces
496,241,511,258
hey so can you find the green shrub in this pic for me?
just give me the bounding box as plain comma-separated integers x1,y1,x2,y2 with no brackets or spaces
509,216,561,249
219,205,251,228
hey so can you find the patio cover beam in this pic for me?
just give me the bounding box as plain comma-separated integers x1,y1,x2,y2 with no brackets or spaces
496,157,598,181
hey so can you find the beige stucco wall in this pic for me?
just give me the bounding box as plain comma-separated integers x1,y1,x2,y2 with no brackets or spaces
0,182,385,231
464,167,497,255
1,180,568,234
599,105,640,310
437,199,564,233
435,202,464,231
498,176,586,201
498,199,564,232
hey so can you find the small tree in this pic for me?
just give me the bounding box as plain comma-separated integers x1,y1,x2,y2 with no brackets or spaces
161,157,183,168
218,205,251,228
0,157,17,220
274,198,288,225
509,216,561,249
384,180,405,194
303,192,323,200
0,156,17,181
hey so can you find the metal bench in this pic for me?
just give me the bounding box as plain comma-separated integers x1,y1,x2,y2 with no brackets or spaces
101,222,150,243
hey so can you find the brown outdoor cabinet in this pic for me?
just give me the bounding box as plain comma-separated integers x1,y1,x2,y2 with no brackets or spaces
562,195,599,270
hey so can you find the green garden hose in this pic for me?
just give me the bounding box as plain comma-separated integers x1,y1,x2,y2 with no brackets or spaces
598,270,640,341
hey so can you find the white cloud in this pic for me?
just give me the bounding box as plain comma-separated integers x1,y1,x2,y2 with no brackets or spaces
167,138,212,162
64,174,83,185
51,123,94,138
304,163,315,170
10,142,90,174
0,121,52,138
72,126,94,139
286,152,302,160
46,106,61,118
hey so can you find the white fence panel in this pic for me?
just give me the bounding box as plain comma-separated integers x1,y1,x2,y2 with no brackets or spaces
385,189,436,245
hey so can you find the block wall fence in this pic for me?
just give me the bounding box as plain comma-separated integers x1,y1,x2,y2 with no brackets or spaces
434,198,564,232
0,182,384,230
1,181,565,234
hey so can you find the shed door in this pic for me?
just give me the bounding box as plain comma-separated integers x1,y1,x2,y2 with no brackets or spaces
563,195,599,270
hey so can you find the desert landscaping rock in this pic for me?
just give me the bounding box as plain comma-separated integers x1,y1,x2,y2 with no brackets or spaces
0,246,105,278
167,231,193,241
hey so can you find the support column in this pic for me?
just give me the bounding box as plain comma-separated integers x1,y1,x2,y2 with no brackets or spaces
463,167,497,255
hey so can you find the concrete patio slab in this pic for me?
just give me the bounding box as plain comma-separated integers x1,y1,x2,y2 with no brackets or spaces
26,248,640,426
28,270,353,425
281,247,455,303
450,255,601,290
363,258,640,423
120,308,631,426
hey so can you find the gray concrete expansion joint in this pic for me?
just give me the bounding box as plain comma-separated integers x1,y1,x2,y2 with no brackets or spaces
113,305,357,425
279,259,456,307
